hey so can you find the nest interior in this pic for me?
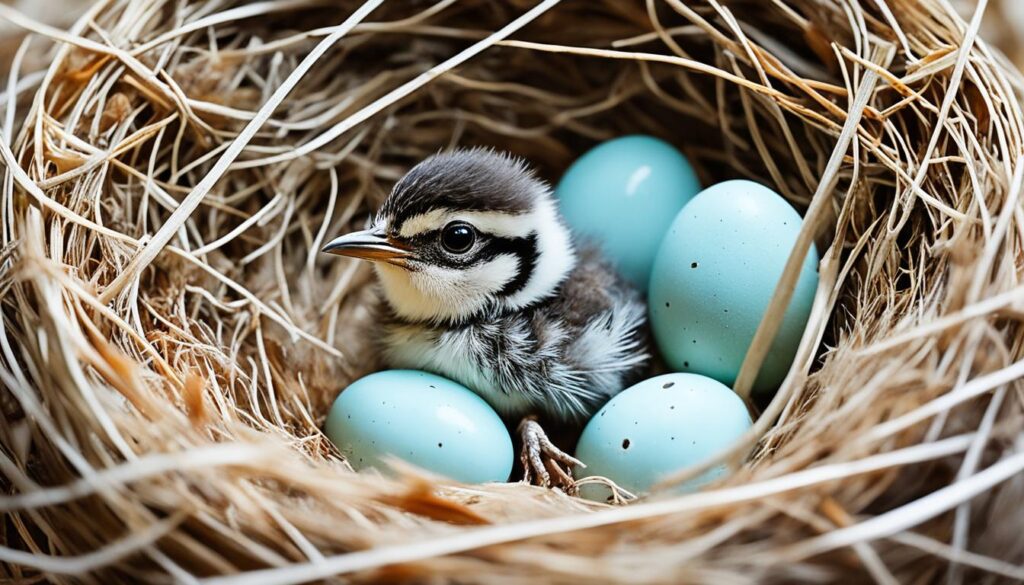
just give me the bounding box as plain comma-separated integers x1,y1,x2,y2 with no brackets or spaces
2,0,1024,582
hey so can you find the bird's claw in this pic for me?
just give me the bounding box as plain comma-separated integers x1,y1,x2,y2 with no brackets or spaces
518,418,584,491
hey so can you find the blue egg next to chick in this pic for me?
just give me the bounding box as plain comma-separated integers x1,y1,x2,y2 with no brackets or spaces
649,180,819,394
556,135,701,291
574,373,751,501
325,370,513,483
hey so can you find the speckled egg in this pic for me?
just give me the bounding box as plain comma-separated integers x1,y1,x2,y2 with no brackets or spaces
324,370,513,483
574,373,751,500
648,180,819,394
556,135,701,290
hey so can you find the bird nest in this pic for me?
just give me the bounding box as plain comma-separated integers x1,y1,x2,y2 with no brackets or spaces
2,0,1024,582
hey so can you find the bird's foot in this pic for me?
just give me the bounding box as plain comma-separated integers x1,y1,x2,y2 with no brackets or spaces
518,417,584,491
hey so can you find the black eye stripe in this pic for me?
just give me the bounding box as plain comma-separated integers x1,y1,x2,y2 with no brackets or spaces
404,229,537,286
489,234,537,296
405,229,472,268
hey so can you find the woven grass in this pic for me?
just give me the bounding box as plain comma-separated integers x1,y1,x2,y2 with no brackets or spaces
2,0,1024,582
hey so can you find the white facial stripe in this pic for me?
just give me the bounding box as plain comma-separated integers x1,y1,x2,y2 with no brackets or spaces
398,209,532,239
398,209,447,238
456,211,533,238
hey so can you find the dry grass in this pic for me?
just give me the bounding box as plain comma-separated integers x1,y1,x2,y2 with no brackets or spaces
1,0,1023,583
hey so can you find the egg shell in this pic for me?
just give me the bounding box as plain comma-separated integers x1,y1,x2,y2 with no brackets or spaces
648,180,819,394
324,370,513,483
574,373,751,501
556,135,701,290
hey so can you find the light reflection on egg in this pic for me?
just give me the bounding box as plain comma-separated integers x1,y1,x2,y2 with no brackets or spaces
556,135,701,290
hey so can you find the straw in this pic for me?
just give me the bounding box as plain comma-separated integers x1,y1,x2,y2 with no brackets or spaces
2,0,1023,582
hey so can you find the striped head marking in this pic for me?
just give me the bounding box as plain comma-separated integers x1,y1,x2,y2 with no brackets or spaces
324,148,576,323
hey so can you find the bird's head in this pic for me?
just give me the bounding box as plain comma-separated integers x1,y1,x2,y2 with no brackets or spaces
323,149,576,324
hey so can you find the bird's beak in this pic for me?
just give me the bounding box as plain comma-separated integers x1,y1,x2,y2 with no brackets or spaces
321,228,411,265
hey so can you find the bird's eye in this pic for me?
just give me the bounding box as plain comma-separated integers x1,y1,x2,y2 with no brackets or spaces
440,222,476,254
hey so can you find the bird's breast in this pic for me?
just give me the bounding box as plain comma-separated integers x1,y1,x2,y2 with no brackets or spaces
379,322,536,418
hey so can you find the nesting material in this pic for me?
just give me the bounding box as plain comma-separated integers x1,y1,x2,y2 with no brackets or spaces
2,0,1024,582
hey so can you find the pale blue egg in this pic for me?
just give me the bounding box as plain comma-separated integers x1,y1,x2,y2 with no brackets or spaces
324,370,513,483
574,373,751,500
648,180,819,394
556,135,701,290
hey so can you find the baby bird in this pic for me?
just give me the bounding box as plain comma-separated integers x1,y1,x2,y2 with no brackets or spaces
323,149,650,487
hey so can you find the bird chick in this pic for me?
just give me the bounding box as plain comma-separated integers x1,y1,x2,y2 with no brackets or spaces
323,148,650,488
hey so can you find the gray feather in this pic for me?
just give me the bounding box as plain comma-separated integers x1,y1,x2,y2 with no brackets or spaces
379,244,650,423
